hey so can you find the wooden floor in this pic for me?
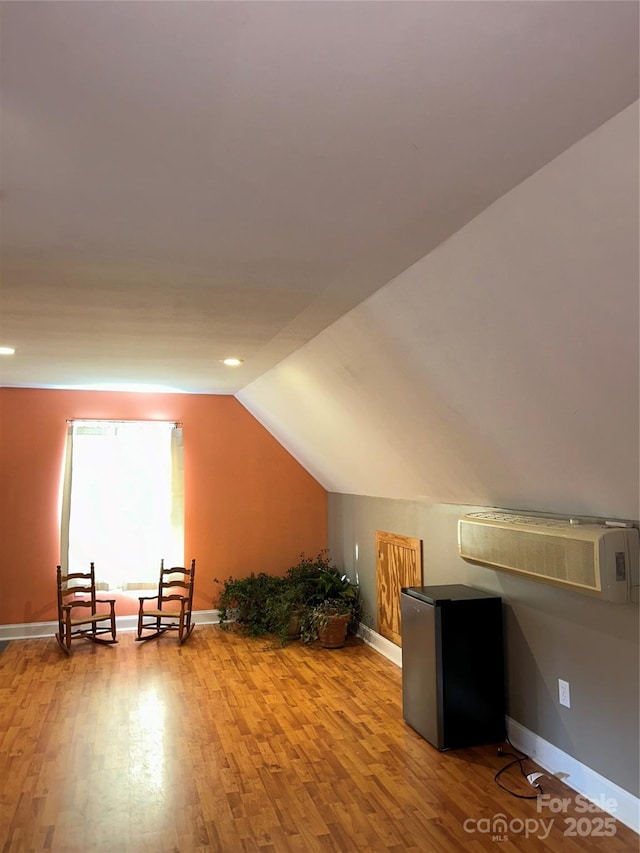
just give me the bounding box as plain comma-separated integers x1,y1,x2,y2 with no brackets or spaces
0,626,637,852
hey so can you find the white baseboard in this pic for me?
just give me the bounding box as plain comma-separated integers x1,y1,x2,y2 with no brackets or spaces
0,610,220,641
507,717,639,835
357,622,402,667
358,624,639,835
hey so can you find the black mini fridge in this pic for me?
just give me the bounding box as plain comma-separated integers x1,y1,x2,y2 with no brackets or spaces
400,585,505,750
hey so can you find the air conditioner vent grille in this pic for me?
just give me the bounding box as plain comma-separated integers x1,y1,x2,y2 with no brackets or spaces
458,512,639,603
459,522,598,591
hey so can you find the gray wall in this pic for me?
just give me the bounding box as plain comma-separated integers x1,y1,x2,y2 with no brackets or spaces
328,493,639,798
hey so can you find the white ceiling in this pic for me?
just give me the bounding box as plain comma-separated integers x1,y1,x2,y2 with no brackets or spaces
1,1,638,393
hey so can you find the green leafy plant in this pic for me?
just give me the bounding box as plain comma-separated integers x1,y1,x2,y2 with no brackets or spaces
214,572,286,637
213,551,361,647
293,553,362,645
264,582,306,644
299,598,347,645
284,551,339,600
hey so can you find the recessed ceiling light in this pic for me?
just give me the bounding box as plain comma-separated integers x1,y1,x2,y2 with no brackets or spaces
222,357,243,367
0,346,15,356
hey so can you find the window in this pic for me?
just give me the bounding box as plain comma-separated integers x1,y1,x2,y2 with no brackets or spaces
60,420,184,590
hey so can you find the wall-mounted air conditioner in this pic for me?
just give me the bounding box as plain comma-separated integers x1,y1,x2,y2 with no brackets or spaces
458,512,639,603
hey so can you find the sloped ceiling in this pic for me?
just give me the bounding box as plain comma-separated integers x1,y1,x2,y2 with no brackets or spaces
1,1,639,393
238,104,640,519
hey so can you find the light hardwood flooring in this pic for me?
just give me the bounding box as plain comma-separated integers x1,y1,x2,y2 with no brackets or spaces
0,626,637,852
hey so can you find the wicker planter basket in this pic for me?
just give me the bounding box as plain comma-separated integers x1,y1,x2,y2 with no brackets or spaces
317,613,350,649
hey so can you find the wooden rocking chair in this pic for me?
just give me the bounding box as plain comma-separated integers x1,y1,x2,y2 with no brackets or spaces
136,559,196,644
55,563,118,655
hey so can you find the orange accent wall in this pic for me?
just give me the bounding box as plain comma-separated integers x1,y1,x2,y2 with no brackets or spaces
0,388,327,624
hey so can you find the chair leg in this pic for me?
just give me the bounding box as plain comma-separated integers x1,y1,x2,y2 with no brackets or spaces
55,633,71,655
65,613,73,653
179,620,195,645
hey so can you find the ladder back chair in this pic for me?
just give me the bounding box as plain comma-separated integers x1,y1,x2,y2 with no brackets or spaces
136,559,196,644
55,563,118,655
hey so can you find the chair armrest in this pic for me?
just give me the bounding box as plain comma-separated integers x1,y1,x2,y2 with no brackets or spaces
95,599,116,606
138,595,159,603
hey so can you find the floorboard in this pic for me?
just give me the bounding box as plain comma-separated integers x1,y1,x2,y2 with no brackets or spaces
0,627,636,852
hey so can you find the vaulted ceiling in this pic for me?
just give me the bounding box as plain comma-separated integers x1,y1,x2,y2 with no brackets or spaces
2,2,638,394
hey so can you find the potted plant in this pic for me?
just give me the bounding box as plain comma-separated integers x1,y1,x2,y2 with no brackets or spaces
215,572,286,637
213,551,361,648
299,560,361,648
267,551,345,644
263,552,344,644
300,599,351,648
264,582,306,643
215,571,306,644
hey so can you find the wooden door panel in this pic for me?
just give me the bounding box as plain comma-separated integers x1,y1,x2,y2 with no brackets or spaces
376,530,422,646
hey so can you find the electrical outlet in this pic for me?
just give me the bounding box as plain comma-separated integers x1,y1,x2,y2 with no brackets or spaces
558,679,571,708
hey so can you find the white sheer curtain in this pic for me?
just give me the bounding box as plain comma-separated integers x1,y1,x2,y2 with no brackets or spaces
60,420,184,590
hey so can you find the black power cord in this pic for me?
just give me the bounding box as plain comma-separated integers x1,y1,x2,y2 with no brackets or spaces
494,736,544,799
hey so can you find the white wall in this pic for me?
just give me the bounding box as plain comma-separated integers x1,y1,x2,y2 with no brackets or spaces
238,102,639,521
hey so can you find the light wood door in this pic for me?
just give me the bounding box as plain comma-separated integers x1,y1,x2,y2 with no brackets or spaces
376,530,422,646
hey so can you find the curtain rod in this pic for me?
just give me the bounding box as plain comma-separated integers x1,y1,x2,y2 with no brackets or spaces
66,418,183,426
